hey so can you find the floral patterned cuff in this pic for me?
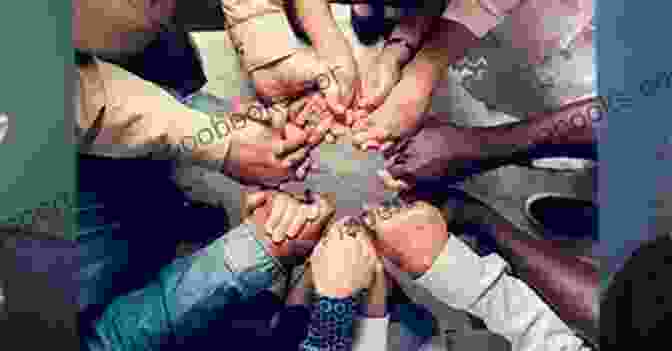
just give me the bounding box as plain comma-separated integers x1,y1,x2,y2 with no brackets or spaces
300,295,358,351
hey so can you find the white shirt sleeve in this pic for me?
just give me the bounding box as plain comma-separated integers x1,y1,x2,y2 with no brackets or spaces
416,235,590,351
352,317,390,351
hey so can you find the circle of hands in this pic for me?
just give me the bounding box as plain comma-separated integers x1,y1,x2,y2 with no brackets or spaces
230,24,467,292
245,189,451,298
225,34,487,191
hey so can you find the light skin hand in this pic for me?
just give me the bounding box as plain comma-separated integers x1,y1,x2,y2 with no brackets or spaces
245,190,335,258
310,217,378,298
291,0,360,115
361,200,450,277
220,115,314,187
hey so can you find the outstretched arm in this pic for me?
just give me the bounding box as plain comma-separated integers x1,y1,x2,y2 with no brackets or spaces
362,200,593,351
381,96,602,190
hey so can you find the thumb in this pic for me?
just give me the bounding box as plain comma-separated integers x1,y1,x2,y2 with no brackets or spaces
243,190,271,219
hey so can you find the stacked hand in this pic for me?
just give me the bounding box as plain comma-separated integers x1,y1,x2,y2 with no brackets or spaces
220,111,315,187
245,189,452,284
310,217,379,298
360,199,450,276
245,189,335,259
378,116,489,192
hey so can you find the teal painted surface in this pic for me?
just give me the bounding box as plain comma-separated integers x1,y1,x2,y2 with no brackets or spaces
0,2,76,239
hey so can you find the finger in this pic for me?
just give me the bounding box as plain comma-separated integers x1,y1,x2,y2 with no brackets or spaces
357,231,378,260
367,88,389,111
286,238,318,257
350,109,368,123
294,103,314,129
310,192,334,222
322,79,346,116
345,110,354,126
351,118,373,132
243,191,270,219
270,104,289,130
326,216,350,240
287,205,309,238
383,137,410,159
330,121,348,137
274,200,299,243
311,93,329,113
266,193,289,235
306,199,321,221
353,128,391,150
362,140,382,151
377,169,410,192
324,132,337,144
380,141,395,153
295,156,313,180
288,98,309,126
309,113,334,145
282,147,310,169
309,239,325,262
273,130,308,158
284,122,308,144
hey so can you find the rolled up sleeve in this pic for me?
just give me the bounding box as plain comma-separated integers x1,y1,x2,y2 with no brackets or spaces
417,236,589,351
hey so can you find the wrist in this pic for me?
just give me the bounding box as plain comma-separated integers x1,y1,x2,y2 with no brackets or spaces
382,39,416,67
475,123,534,162
315,284,355,299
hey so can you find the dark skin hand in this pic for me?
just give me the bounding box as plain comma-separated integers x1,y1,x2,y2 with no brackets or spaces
380,97,603,192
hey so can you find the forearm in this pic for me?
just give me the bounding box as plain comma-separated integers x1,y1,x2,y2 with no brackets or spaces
481,211,599,345
76,57,235,171
384,16,438,67
291,0,345,54
417,236,589,351
408,18,480,81
477,96,603,162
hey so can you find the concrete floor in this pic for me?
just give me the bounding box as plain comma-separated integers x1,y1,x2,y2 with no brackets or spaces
173,5,599,351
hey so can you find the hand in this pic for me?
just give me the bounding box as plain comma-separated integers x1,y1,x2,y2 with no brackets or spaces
310,217,378,298
351,37,442,152
286,94,338,145
320,52,361,117
245,190,335,259
357,49,403,112
221,112,313,187
250,48,341,109
360,199,450,276
380,116,489,191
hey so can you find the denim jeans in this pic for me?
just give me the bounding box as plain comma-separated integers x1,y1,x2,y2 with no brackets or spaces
78,155,288,350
